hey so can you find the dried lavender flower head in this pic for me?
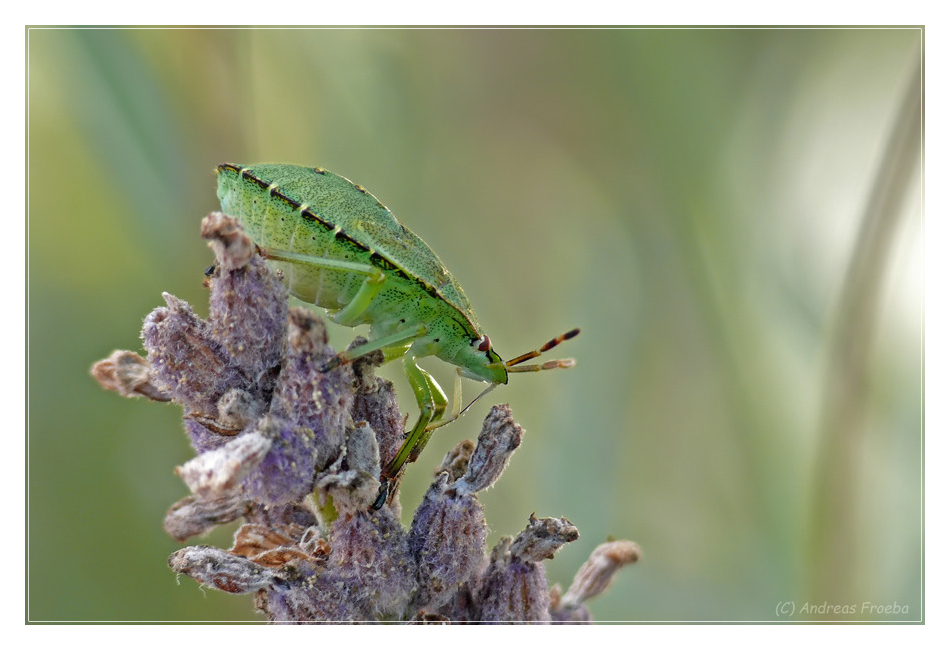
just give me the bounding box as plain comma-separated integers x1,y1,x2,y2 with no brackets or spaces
91,214,640,622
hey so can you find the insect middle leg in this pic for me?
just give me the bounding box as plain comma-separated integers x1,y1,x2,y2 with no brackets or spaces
260,247,386,326
262,247,426,371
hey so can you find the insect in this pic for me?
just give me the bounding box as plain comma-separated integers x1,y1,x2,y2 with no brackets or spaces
215,163,579,507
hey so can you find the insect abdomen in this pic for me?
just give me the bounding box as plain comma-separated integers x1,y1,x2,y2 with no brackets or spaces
217,166,366,310
215,163,483,336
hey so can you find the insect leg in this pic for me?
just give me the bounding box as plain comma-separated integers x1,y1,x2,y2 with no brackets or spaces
259,247,386,325
406,364,449,462
319,323,426,372
377,354,448,490
424,370,498,433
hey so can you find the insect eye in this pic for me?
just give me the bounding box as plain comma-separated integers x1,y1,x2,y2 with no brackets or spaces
476,335,491,352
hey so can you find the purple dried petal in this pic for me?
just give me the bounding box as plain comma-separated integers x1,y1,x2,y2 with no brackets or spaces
141,294,246,416
268,310,352,472
328,508,417,619
207,261,287,387
409,473,488,612
478,536,552,623
258,558,368,623
240,416,327,505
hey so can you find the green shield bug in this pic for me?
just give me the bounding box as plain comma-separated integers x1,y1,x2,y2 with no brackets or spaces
215,163,579,507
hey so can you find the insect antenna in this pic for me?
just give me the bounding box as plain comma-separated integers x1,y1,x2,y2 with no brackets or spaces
505,328,580,373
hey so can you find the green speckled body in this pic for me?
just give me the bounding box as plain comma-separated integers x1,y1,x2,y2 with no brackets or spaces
216,163,486,368
213,162,576,503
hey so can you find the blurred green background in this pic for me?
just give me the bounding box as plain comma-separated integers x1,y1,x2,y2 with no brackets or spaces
27,28,922,622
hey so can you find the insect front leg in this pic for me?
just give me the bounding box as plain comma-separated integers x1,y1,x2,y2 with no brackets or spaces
393,354,448,471
374,352,448,508
422,368,470,432
405,363,449,463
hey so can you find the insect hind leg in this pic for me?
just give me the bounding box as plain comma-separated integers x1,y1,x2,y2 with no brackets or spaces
259,246,386,326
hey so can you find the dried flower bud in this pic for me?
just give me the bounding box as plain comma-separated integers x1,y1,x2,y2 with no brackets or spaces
260,558,367,623
437,439,476,482
168,545,276,594
346,422,381,479
562,540,640,607
477,516,579,623
201,212,255,271
351,337,404,469
176,430,272,496
267,310,352,475
241,416,326,505
142,294,246,416
510,515,579,563
477,535,548,623
550,539,641,621
163,490,247,542
328,507,417,619
216,388,263,430
90,349,169,401
409,472,488,613
203,215,287,385
454,404,523,495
